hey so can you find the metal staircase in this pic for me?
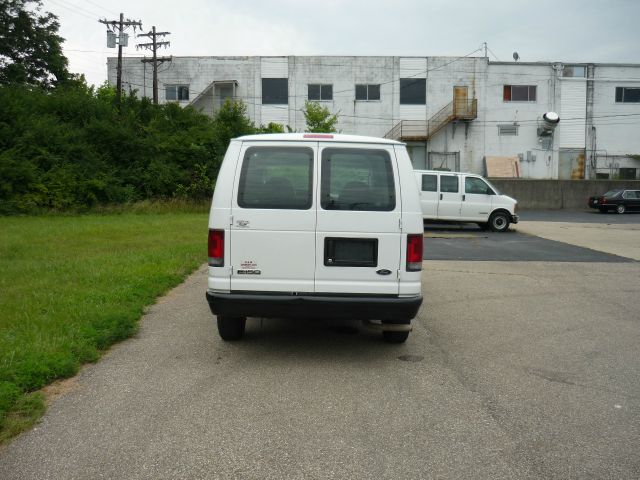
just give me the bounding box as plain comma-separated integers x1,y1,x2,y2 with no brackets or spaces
384,98,477,142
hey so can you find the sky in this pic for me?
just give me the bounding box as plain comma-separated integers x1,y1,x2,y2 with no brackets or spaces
43,0,640,87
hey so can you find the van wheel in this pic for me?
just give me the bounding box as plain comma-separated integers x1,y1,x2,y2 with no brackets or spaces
489,211,510,232
382,320,410,343
383,331,410,343
617,204,626,214
217,316,246,341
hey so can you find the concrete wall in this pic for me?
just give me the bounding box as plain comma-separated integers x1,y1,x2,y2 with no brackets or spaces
489,179,640,209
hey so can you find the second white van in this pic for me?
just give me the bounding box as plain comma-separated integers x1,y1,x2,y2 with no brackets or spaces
206,133,424,343
414,170,519,232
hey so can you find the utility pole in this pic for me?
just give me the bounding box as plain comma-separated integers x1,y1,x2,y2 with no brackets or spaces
137,27,171,105
99,14,142,106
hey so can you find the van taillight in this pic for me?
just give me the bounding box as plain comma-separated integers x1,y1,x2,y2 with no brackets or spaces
406,234,423,272
208,229,224,267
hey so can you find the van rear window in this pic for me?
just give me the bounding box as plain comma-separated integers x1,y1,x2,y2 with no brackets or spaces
237,147,313,209
321,148,396,211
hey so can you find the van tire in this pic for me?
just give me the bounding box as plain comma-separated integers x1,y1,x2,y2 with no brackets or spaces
382,330,409,343
217,316,246,341
489,211,510,232
382,320,410,343
383,330,410,343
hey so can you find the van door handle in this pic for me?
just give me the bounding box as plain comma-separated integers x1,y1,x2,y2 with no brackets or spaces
440,194,443,200
462,194,466,201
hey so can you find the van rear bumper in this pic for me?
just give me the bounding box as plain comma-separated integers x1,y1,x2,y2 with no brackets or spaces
206,291,423,322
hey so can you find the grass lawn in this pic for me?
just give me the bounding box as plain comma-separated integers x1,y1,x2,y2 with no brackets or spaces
0,212,208,442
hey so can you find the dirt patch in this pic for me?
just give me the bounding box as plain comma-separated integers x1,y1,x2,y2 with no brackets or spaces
42,377,80,405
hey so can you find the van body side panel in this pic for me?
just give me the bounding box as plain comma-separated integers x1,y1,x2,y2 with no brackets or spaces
315,143,402,295
208,140,242,292
460,175,493,221
394,147,423,296
459,193,492,221
436,174,462,219
229,142,317,293
416,172,438,218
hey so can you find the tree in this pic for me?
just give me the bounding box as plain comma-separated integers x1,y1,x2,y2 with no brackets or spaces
0,0,69,87
303,101,338,133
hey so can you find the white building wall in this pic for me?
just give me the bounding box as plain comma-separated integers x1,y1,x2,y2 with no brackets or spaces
480,63,559,178
286,56,397,136
398,57,427,121
591,65,640,171
109,56,640,179
426,57,485,174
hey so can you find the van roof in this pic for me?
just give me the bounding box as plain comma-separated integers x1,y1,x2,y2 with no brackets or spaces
235,133,404,145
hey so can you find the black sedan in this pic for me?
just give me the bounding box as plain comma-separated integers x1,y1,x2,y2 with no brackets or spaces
588,189,640,213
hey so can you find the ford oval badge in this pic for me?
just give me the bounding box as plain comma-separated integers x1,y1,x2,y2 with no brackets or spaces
376,269,392,276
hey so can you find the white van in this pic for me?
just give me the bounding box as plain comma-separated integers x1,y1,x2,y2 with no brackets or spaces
414,170,519,232
206,133,424,343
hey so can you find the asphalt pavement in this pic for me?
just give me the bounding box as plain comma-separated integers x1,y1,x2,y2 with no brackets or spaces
1,259,639,479
423,209,640,262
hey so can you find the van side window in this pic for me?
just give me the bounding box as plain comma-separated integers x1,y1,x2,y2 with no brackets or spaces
237,147,313,209
421,174,437,192
440,175,459,193
465,177,493,195
321,148,396,211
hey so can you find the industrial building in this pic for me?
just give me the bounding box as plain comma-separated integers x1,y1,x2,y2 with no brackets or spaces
108,55,640,179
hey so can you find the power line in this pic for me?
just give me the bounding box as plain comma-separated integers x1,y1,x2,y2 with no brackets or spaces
115,73,640,126
111,48,485,104
83,0,118,16
54,0,108,19
47,0,95,20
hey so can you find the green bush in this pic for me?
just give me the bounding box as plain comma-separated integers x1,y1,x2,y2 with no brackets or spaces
0,83,264,214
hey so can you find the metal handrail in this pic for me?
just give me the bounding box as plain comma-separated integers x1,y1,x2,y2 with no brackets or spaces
384,99,477,141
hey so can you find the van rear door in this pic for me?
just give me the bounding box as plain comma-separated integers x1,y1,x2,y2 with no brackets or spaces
229,142,317,293
315,143,402,295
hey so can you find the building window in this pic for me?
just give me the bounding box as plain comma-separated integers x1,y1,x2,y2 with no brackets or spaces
562,66,586,78
262,78,288,104
308,84,333,101
400,78,426,105
615,87,640,103
165,85,189,101
498,124,519,136
503,85,537,102
355,84,381,101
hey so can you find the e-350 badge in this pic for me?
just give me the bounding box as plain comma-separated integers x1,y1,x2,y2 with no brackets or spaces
237,269,261,275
